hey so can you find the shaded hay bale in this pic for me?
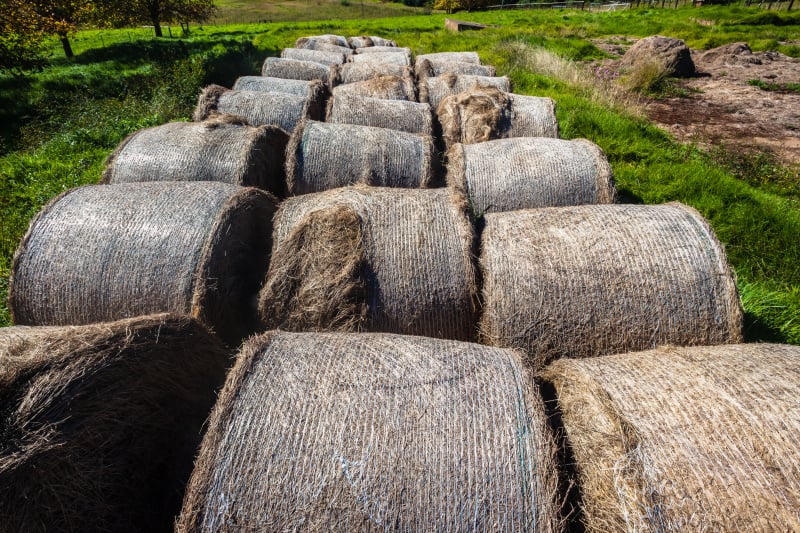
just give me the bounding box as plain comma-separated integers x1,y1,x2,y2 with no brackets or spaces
102,115,288,196
286,120,437,194
479,203,743,370
296,34,350,50
232,76,327,98
447,137,615,213
261,57,330,82
295,40,353,57
326,94,434,135
9,182,277,344
259,186,478,340
543,343,800,532
0,314,230,533
281,47,346,66
177,331,561,532
415,51,480,69
354,45,411,55
330,63,413,87
349,51,411,66
419,73,511,111
331,74,416,101
417,58,497,78
347,35,397,48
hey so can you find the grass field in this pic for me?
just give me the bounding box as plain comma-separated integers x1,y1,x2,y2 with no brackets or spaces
1,5,798,342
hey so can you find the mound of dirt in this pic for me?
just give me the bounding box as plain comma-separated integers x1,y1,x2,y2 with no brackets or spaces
697,42,762,67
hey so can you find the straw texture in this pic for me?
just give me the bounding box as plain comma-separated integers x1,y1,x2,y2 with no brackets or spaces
259,186,478,340
261,57,331,82
331,74,416,101
349,51,411,66
9,182,276,344
102,115,288,196
331,63,413,87
178,331,561,533
415,51,481,69
296,34,349,48
417,58,497,78
479,203,743,370
347,35,397,47
419,73,511,111
232,76,326,97
281,47,346,66
354,45,411,55
326,94,434,135
0,314,230,533
543,343,800,532
286,120,437,194
447,137,615,213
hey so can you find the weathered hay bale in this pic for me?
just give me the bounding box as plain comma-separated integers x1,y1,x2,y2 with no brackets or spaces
438,86,558,150
286,121,437,194
296,34,349,49
331,74,416,101
9,182,277,344
259,186,478,340
326,94,434,135
479,203,743,370
330,62,413,87
232,76,326,97
177,331,560,532
261,57,330,82
193,84,323,133
347,35,397,48
417,58,496,78
447,137,614,213
415,51,481,70
102,115,288,196
280,47,346,66
295,39,353,56
354,45,410,55
543,343,800,532
0,314,230,533
419,73,511,111
349,51,411,66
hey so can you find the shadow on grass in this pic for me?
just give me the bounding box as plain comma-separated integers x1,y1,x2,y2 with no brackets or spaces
743,311,788,343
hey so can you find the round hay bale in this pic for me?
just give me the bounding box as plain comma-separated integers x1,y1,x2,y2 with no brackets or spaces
259,186,478,340
9,182,277,344
415,51,481,70
326,94,434,135
438,86,558,150
232,76,326,97
330,63,413,87
542,342,800,532
261,57,330,82
296,34,349,49
349,51,411,66
479,203,744,371
347,35,397,48
102,115,289,197
447,137,614,213
193,84,323,133
354,45,410,55
417,58,497,78
295,39,353,56
419,73,511,111
331,74,416,101
286,121,437,194
0,314,230,533
280,47,346,66
177,331,560,532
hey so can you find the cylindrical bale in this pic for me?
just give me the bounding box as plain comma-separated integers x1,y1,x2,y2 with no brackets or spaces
295,39,353,56
177,331,561,532
415,51,481,70
0,314,230,533
280,47,346,66
347,35,397,47
261,57,330,82
330,63,412,87
102,115,288,197
479,203,743,370
354,45,411,55
296,34,349,49
232,76,328,101
286,121,437,194
349,51,411,66
417,58,497,78
331,74,416,101
543,343,800,532
419,73,511,111
326,94,434,135
259,186,478,340
9,182,277,344
193,84,323,133
447,137,615,213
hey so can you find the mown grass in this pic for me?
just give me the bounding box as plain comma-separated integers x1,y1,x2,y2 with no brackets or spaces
1,6,799,342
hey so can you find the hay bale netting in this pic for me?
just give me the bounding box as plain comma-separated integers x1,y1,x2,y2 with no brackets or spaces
347,35,397,48
349,51,411,66
415,51,481,69
331,74,416,101
259,186,478,340
261,57,330,82
177,331,561,532
193,85,323,133
417,58,497,78
102,115,289,197
281,47,346,66
447,138,615,213
9,182,277,344
0,314,230,533
232,76,328,100
295,34,349,49
286,121,437,194
326,94,434,135
330,63,413,87
479,203,743,371
295,39,353,57
543,343,800,531
354,45,411,56
419,73,511,112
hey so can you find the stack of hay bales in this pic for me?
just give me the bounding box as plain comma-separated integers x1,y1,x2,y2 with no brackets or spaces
295,35,353,57
281,47,346,66
261,57,330,81
326,94,434,135
347,35,397,47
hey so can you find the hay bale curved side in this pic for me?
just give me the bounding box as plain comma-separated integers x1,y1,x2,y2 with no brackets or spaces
417,58,497,79
542,343,800,532
296,34,349,48
281,47,346,66
326,94,434,135
8,182,276,344
331,74,416,101
419,74,511,111
232,76,325,96
415,51,481,70
479,203,744,371
347,36,397,48
177,331,561,532
330,63,412,87
261,57,331,82
0,314,230,533
354,45,410,55
349,51,411,66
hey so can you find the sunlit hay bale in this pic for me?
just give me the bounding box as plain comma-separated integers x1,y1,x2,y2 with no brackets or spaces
295,39,353,57
543,342,800,532
330,62,413,88
281,47,346,66
9,182,277,344
347,35,397,47
416,58,497,79
418,73,511,111
331,74,416,101
479,203,743,371
349,51,411,66
354,45,411,55
296,34,349,48
261,57,331,82
446,137,614,213
259,186,478,340
415,51,481,70
0,314,230,533
102,115,288,197
326,94,434,135
232,76,328,99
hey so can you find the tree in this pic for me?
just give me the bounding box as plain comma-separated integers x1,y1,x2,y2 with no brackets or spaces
29,0,96,58
0,0,50,71
99,0,217,38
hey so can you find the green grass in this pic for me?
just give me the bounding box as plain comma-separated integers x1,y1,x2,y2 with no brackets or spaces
748,78,800,94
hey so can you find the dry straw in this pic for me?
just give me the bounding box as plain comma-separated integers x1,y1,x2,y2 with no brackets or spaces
543,343,800,532
349,51,411,66
330,63,413,87
479,203,743,371
232,76,327,98
286,120,437,194
0,314,230,533
281,47,346,66
354,45,411,56
347,35,397,47
331,74,416,101
447,137,615,213
177,331,561,532
9,182,277,344
415,51,481,69
259,186,478,340
261,57,331,82
295,39,352,57
296,34,349,48
417,58,497,78
102,115,288,196
326,94,434,135
419,73,511,111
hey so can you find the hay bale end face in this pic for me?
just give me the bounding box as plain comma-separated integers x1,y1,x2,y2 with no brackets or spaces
417,58,497,79
9,182,277,344
419,74,511,111
0,314,230,533
330,62,412,87
331,74,416,101
232,76,327,98
178,331,560,532
261,57,331,82
479,203,743,371
543,343,800,532
326,94,434,135
281,47,346,66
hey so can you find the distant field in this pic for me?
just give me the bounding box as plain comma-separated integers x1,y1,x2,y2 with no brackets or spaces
213,0,424,24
